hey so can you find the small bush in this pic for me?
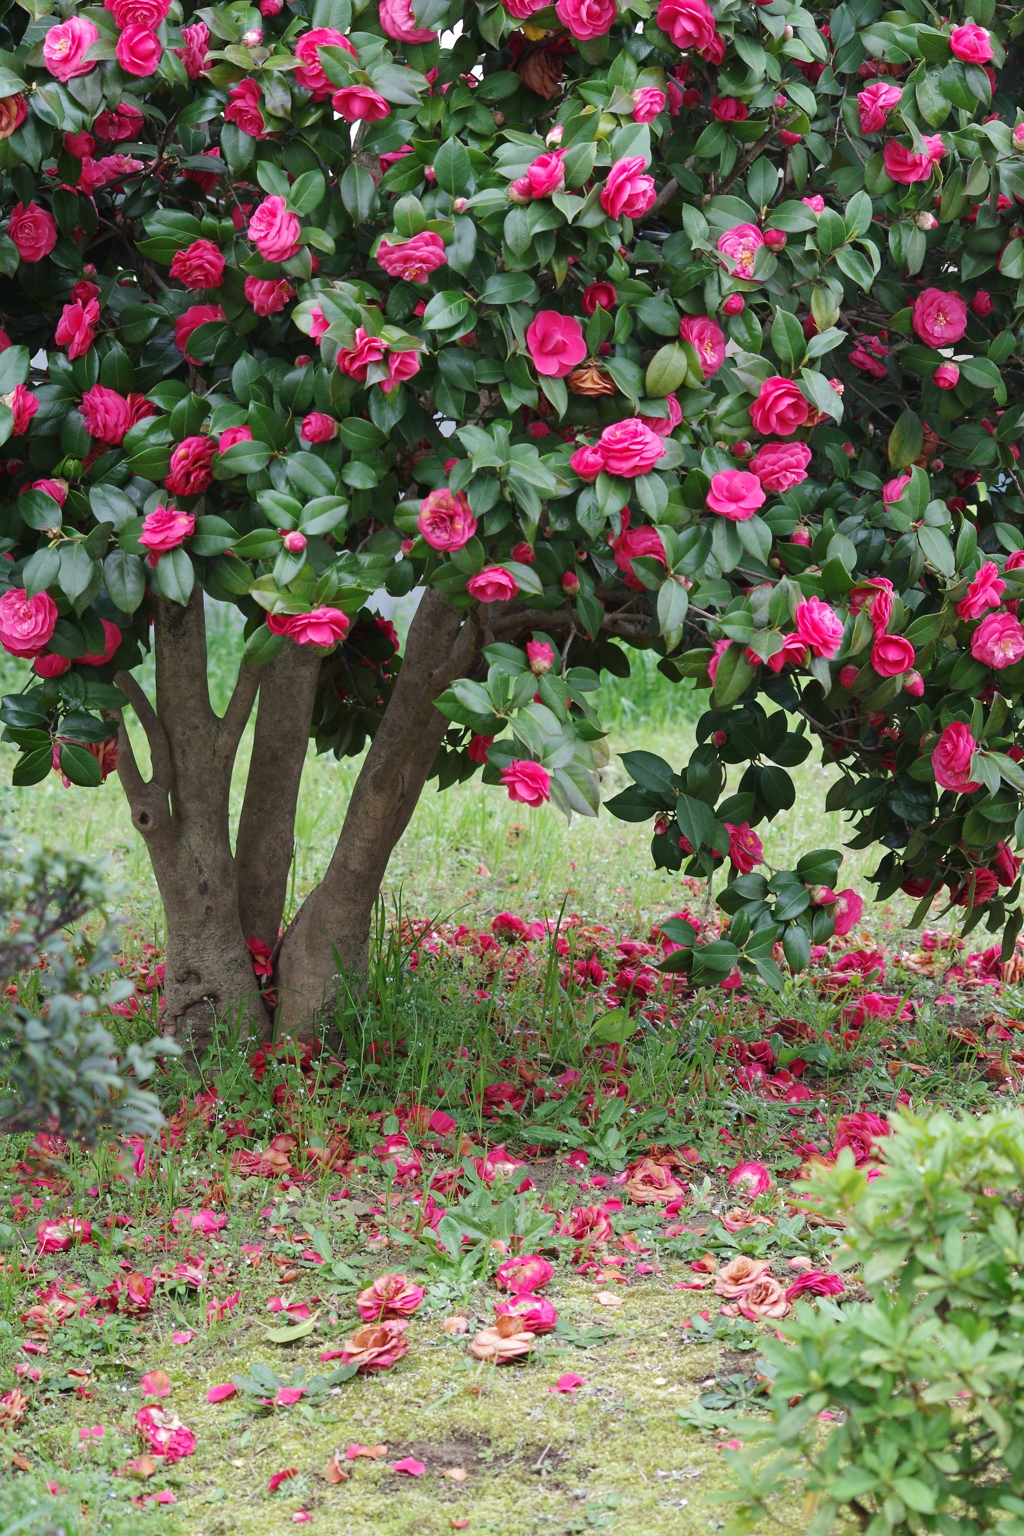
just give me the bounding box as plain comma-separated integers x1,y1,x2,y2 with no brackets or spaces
719,1107,1024,1536
0,830,173,1142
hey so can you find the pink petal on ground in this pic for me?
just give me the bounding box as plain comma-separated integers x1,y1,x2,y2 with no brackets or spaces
550,1374,586,1393
206,1383,237,1403
392,1457,426,1476
171,1331,195,1345
140,1370,171,1397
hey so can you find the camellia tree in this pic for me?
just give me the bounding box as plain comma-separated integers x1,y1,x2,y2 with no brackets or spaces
0,0,1022,1055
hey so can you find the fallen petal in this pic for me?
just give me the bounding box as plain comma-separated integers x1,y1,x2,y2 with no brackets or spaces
346,1443,387,1460
140,1370,171,1398
392,1457,426,1476
550,1374,586,1394
206,1384,237,1404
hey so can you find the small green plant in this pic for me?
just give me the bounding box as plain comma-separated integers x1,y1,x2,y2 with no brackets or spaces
718,1107,1024,1536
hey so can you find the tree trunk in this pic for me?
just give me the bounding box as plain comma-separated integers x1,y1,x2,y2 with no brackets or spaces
111,591,269,1061
273,591,475,1035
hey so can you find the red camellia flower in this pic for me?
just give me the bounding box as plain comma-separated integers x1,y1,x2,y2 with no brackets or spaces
284,608,351,647
957,561,1005,620
248,196,302,262
725,822,763,873
750,376,810,435
495,1253,555,1292
832,1111,890,1164
244,276,294,316
912,287,968,348
679,314,725,377
115,23,163,76
501,760,551,807
582,281,616,314
224,78,268,136
136,1408,196,1462
174,303,226,363
294,27,357,95
8,203,58,263
932,720,981,793
332,86,391,122
600,156,657,218
525,311,586,378
165,436,216,496
0,590,59,659
554,0,617,39
418,489,478,551
794,596,844,658
748,441,812,492
467,566,519,602
871,634,914,677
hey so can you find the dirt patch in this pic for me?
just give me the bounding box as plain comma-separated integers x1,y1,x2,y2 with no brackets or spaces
383,1433,493,1478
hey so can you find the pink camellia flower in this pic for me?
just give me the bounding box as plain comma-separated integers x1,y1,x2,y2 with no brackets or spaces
136,1407,196,1462
286,608,351,647
176,19,211,75
912,287,968,348
679,315,725,377
94,102,144,141
218,425,253,453
8,203,58,263
582,282,616,315
116,23,162,75
376,231,446,282
598,417,666,477
169,238,225,290
932,720,981,793
933,361,960,389
633,87,666,122
882,475,910,505
795,596,844,659
501,760,551,807
355,1273,426,1322
714,1256,770,1298
378,0,436,43
706,469,765,521
639,392,683,438
55,297,99,359
79,618,122,667
174,303,226,364
43,16,99,80
833,888,864,937
732,1276,791,1320
555,0,616,37
417,488,478,551
248,196,302,263
550,1373,586,1393
570,443,607,482
9,382,37,434
525,311,587,378
950,23,992,62
656,0,717,51
332,86,390,122
750,376,809,436
957,561,1005,620
832,1110,890,1164
294,28,356,96
995,841,1021,885
884,137,945,184
526,640,556,674
0,589,58,660
726,1161,772,1197
759,633,807,674
35,1216,92,1251
244,276,295,316
166,437,216,497
857,81,901,134
496,1293,558,1333
337,327,387,380
600,156,657,219
785,1270,846,1301
871,634,914,677
25,477,68,506
971,290,993,316
139,1367,171,1397
712,95,748,123
613,526,667,588
748,441,812,492
381,347,420,392
495,1253,555,1292
139,507,195,564
467,566,519,602
717,222,764,280
511,150,567,201
81,384,155,445
725,822,763,873
972,610,1024,669
300,412,337,443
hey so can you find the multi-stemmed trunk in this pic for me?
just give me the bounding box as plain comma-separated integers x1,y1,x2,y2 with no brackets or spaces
110,587,480,1059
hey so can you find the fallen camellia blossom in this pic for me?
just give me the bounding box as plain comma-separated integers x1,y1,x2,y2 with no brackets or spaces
495,1292,558,1334
442,1315,469,1334
393,1457,426,1476
713,1256,771,1298
206,1383,237,1403
720,1207,775,1234
550,1374,586,1393
355,1272,426,1321
171,1330,195,1345
468,1314,535,1362
170,1208,226,1236
139,1369,171,1398
785,1270,846,1300
722,1275,791,1321
726,1160,773,1197
595,1291,624,1307
274,1387,305,1406
622,1157,688,1204
331,1319,409,1372
135,1407,196,1462
35,1218,92,1252
346,1443,387,1459
494,1253,554,1292
0,1389,29,1427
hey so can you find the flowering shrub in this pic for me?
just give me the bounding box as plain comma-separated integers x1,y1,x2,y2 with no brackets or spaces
0,0,1021,1039
721,1109,1024,1536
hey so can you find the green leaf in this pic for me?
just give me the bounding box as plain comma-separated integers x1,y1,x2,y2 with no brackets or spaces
888,409,924,469
57,743,102,787
263,1318,316,1344
645,343,691,398
103,550,146,614
153,547,194,606
478,272,538,306
433,138,472,196
340,163,377,224
422,291,472,332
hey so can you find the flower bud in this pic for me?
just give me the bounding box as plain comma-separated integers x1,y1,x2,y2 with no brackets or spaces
781,24,794,38
546,125,564,146
282,531,307,554
913,210,938,230
731,440,753,458
904,670,925,696
561,571,580,594
933,361,959,390
763,228,787,251
779,131,803,146
791,527,811,547
508,177,531,204
809,885,837,906
722,293,745,315
453,197,469,213
241,27,262,44
839,665,858,689
843,442,855,456
401,538,415,555
526,640,556,675
511,542,535,563
712,730,727,746
971,290,993,316
1014,123,1024,148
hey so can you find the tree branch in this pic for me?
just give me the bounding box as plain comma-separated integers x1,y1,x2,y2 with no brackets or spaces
113,670,173,790
218,664,262,760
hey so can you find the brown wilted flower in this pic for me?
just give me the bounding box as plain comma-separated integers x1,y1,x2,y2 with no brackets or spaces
337,1319,409,1372
518,48,562,100
467,1313,535,1363
623,1156,688,1205
442,1315,469,1335
721,1207,775,1234
0,1389,28,1427
713,1256,770,1298
569,364,617,397
733,1276,791,1320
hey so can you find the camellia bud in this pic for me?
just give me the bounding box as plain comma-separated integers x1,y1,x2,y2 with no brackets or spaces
904,670,925,696
508,177,531,204
774,94,787,109
781,24,794,38
779,131,803,147
731,440,753,458
282,531,307,554
511,542,535,563
1014,123,1024,148
763,228,787,251
971,290,993,316
931,459,944,471
712,730,727,746
913,211,938,230
526,640,555,675
809,885,837,906
933,361,960,390
838,665,858,689
654,814,670,836
561,571,580,594
791,527,812,547
401,538,415,555
546,124,564,146
453,197,469,213
843,442,855,456
722,293,745,315
241,28,262,45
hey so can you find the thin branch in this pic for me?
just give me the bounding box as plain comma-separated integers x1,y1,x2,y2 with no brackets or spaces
113,670,173,790
218,665,262,759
